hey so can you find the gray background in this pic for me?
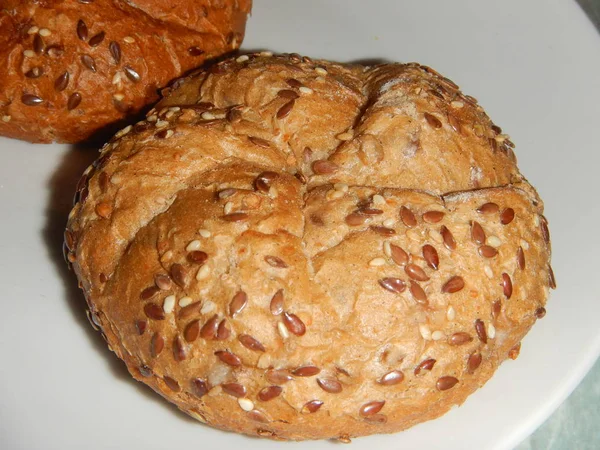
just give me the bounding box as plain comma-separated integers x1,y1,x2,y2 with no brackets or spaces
517,1,600,448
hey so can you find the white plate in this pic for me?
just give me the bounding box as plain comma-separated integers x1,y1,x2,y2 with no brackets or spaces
1,1,599,449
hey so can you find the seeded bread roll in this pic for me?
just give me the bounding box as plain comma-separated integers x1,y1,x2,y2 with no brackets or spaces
0,0,251,143
65,53,555,441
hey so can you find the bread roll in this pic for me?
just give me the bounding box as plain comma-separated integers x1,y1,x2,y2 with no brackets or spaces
65,53,554,441
0,0,251,143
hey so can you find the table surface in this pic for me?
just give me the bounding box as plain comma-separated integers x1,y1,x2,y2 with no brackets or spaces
515,5,600,450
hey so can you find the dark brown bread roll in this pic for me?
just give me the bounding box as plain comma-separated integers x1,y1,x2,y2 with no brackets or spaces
0,0,251,143
65,53,554,441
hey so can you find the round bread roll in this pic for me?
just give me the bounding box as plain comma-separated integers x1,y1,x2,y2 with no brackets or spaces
0,0,251,143
65,53,555,441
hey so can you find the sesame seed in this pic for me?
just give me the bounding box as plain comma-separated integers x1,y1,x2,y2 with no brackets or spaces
533,215,540,227
373,194,385,206
383,218,395,228
223,202,234,214
201,111,215,120
147,115,157,122
429,229,443,243
299,86,313,94
160,250,173,262
260,51,273,57
179,296,193,307
447,306,456,321
238,398,254,411
432,330,444,341
200,300,216,314
337,132,353,141
165,111,174,119
24,50,35,57
169,106,181,112
196,265,210,280
451,101,464,108
124,36,135,43
383,241,392,257
487,236,502,247
1,115,11,122
277,321,289,339
163,295,176,314
27,26,39,34
484,266,494,279
334,183,348,192
155,120,168,128
112,72,122,85
199,229,211,238
268,186,278,198
419,323,432,340
369,257,386,267
488,323,496,339
39,28,51,36
520,239,530,250
186,240,202,251
315,67,328,75
236,54,249,63
114,125,131,138
327,190,344,200
113,93,125,101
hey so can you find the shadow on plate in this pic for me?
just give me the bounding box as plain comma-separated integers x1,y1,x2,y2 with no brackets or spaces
42,141,198,424
576,0,600,32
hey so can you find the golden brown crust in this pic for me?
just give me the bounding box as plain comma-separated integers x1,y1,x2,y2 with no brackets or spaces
0,0,251,143
66,53,554,441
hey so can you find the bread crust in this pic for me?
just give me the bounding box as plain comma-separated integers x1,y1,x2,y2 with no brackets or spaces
66,53,554,441
0,0,251,143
